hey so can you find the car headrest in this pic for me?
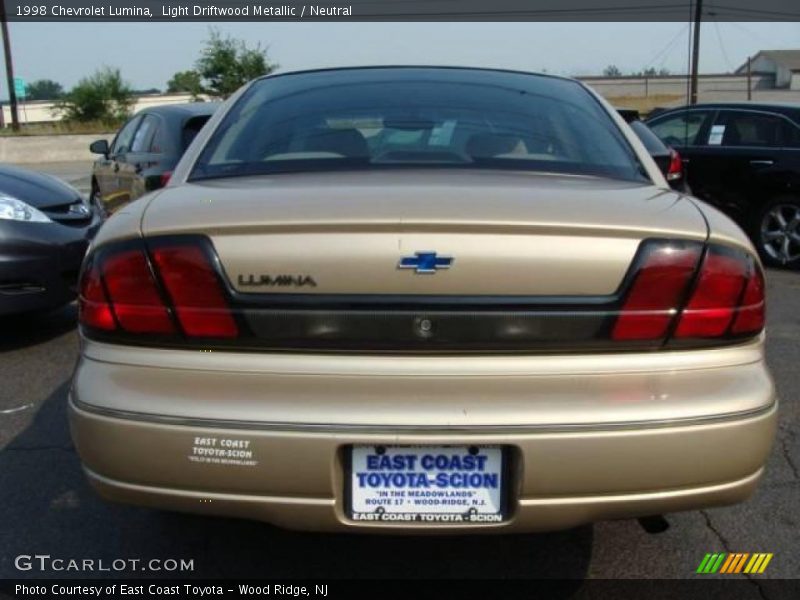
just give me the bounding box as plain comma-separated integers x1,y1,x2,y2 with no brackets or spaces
466,132,524,158
302,128,369,158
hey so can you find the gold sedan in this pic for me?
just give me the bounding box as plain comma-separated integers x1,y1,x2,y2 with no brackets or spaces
69,67,775,532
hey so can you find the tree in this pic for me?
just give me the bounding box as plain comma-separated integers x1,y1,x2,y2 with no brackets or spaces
194,28,277,98
633,67,671,77
56,67,134,124
603,65,622,77
166,70,203,96
25,79,64,101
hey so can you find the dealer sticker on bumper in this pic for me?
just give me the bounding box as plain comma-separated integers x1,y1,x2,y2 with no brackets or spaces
349,445,505,523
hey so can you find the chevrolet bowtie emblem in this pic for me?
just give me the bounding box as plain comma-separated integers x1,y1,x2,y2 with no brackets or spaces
398,252,454,274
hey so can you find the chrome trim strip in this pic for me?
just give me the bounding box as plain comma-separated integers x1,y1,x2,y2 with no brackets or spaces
517,468,765,506
80,336,766,376
86,464,763,506
70,395,777,435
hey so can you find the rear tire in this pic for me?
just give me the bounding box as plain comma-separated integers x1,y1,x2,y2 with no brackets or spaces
753,196,800,269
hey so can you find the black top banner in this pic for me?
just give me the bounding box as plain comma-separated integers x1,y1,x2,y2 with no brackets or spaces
3,0,800,22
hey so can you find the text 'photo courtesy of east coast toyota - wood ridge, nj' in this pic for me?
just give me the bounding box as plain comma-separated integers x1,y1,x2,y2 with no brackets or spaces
0,1,799,599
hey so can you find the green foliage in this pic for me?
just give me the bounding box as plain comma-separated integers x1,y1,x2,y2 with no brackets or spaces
56,67,135,125
166,70,203,96
0,121,116,137
24,79,64,101
633,67,671,77
193,28,277,98
603,65,671,77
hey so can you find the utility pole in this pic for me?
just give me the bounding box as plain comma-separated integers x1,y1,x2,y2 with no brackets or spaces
746,55,752,100
0,2,19,130
689,0,703,105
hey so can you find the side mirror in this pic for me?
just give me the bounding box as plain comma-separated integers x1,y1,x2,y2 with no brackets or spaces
89,139,110,156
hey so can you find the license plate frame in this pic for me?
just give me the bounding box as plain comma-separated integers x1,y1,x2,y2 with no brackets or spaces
344,445,510,524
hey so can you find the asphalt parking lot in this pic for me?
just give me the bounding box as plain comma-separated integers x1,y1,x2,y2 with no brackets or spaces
0,164,798,588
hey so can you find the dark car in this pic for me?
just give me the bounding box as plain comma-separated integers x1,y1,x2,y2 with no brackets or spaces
646,102,800,268
0,164,101,315
89,102,218,215
617,108,687,192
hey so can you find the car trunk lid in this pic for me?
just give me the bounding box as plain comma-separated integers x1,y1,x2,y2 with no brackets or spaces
142,170,706,297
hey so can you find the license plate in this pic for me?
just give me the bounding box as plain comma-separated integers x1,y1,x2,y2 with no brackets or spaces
348,445,506,524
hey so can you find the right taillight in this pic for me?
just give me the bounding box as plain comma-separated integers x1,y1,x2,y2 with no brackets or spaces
730,266,766,335
78,237,238,340
612,242,702,341
666,148,683,181
674,246,765,339
613,240,765,344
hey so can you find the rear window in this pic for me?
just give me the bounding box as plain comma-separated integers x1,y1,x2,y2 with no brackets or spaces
648,110,713,147
182,116,212,151
190,70,647,183
628,120,669,155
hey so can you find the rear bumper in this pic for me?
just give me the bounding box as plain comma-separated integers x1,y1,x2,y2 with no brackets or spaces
0,217,100,315
69,344,777,533
69,385,777,533
81,462,766,534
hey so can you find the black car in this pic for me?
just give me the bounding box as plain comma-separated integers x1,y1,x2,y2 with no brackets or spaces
617,108,687,192
89,102,218,215
0,164,101,316
646,102,800,268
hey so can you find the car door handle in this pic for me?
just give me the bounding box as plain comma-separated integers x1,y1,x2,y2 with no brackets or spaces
749,160,774,166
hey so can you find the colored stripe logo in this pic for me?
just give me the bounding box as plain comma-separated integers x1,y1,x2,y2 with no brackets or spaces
696,553,773,574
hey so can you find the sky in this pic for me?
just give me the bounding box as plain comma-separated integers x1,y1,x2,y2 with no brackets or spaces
5,21,800,92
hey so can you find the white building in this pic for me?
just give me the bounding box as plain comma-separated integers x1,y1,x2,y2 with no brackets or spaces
736,49,800,90
1,92,206,127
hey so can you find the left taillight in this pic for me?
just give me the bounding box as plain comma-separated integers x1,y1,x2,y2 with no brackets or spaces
101,249,175,334
151,244,238,338
78,238,238,339
79,262,116,331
